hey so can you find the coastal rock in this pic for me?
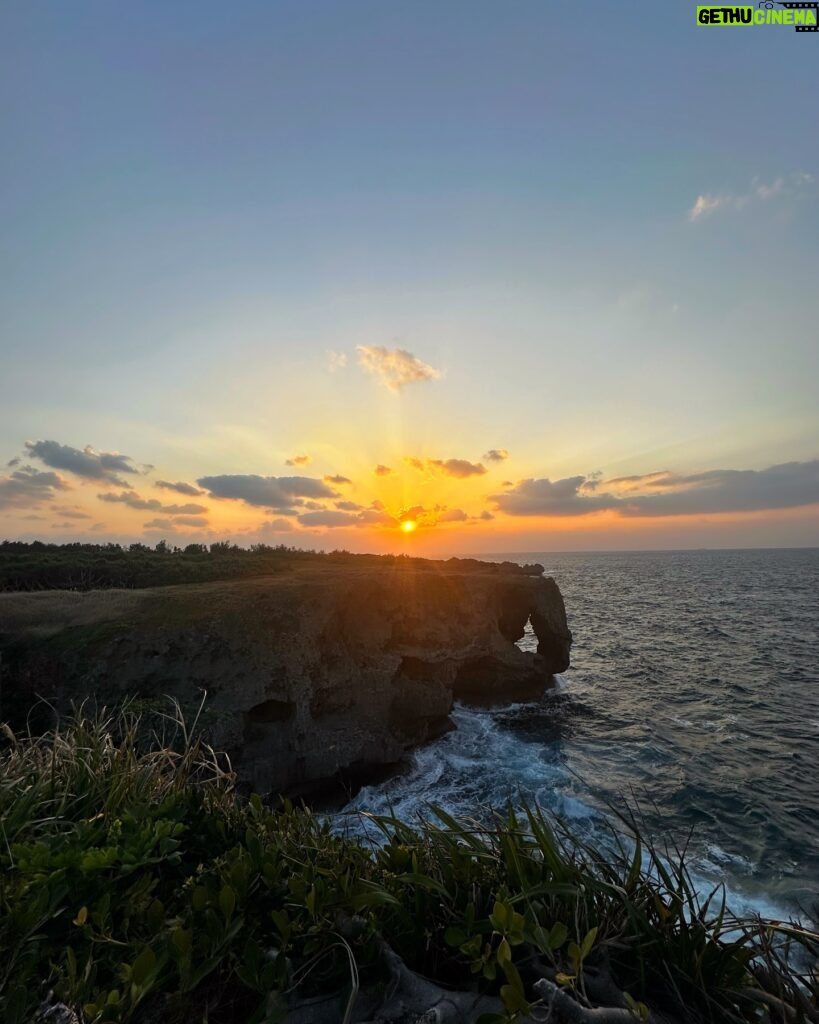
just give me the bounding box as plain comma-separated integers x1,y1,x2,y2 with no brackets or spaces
0,563,571,797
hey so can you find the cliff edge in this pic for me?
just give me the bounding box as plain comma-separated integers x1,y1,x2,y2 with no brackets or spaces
0,562,572,796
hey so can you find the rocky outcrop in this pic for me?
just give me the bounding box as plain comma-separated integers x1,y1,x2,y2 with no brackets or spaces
0,563,571,797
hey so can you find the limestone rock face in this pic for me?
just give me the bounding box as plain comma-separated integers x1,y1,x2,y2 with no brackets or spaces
0,564,572,796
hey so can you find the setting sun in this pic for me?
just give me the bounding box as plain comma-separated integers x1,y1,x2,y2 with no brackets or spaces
400,520,417,533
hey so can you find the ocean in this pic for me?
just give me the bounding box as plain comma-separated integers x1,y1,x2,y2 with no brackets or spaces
342,548,819,924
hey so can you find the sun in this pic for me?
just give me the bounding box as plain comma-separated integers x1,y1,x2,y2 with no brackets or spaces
400,520,417,533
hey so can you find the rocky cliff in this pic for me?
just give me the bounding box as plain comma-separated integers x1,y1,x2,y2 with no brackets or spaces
0,563,571,797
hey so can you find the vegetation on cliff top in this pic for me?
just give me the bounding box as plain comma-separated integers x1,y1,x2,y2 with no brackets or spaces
1,705,816,1024
0,541,543,593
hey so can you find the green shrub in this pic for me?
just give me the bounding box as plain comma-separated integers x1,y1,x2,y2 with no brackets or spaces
0,706,816,1023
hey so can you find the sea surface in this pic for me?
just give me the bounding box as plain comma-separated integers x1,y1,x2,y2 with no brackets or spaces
342,548,819,923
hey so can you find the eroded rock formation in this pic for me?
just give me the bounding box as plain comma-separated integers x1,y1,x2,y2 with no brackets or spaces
0,563,571,797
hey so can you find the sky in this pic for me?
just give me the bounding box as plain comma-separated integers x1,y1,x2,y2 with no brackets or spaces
1,1,818,554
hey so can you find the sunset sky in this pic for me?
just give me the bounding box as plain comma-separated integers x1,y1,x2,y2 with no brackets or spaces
1,2,818,553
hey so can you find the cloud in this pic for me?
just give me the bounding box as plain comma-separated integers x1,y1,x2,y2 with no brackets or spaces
374,464,392,477
324,474,352,485
97,491,208,515
483,449,509,462
617,461,819,517
197,474,337,510
155,480,204,497
171,515,209,528
52,506,92,520
491,460,819,518
142,516,208,532
286,454,311,466
327,350,348,372
356,345,441,392
437,508,469,523
335,500,366,512
491,476,619,517
297,510,358,528
0,466,70,509
250,518,296,540
25,440,141,486
689,172,814,221
428,458,487,479
689,194,725,220
297,505,398,528
404,456,487,478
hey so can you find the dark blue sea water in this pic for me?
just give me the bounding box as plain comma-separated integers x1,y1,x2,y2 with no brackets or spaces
343,549,819,923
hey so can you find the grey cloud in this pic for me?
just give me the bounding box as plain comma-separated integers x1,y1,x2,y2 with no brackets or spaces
97,491,207,515
25,440,140,486
324,474,352,485
490,476,620,517
198,474,337,509
286,454,311,466
297,510,358,527
297,507,397,528
374,464,392,477
0,466,69,510
255,518,295,536
619,461,819,517
172,516,209,528
155,480,205,497
143,518,173,530
437,508,469,523
491,460,819,518
99,491,163,511
336,500,366,512
52,506,92,520
163,502,208,514
483,449,509,462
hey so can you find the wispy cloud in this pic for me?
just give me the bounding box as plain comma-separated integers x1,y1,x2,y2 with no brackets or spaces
97,490,208,515
326,350,347,373
155,480,204,497
483,448,509,463
374,464,392,477
688,172,814,221
356,345,441,392
324,474,352,485
286,454,311,466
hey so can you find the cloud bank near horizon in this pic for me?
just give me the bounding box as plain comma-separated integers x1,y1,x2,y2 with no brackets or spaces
492,460,819,518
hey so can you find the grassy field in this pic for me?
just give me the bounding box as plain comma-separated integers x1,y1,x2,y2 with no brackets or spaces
1,704,816,1024
0,541,542,593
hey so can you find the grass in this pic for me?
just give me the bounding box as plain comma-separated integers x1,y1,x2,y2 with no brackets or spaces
0,540,543,593
0,704,816,1023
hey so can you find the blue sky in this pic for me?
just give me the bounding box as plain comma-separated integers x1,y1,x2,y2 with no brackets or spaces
1,1,817,551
